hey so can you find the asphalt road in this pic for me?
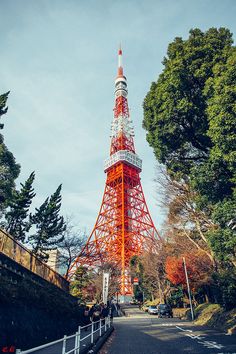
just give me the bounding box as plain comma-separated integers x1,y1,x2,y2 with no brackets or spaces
101,306,236,354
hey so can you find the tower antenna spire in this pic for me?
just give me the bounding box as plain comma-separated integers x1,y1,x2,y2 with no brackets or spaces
117,44,123,77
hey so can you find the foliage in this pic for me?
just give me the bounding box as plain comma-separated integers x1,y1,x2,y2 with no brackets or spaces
0,91,69,267
130,252,166,302
167,286,184,307
57,216,86,277
143,27,233,175
212,269,236,310
70,266,94,301
207,227,236,265
0,92,20,215
194,303,222,325
29,184,66,260
194,303,236,333
0,91,10,129
165,252,212,292
130,255,145,301
4,172,35,242
143,27,236,308
86,263,120,302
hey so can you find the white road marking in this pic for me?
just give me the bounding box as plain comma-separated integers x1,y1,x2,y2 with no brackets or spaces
175,325,185,331
201,340,224,349
186,333,204,340
175,326,192,332
175,325,224,350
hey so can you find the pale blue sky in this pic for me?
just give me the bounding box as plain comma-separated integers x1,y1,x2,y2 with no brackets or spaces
0,0,235,234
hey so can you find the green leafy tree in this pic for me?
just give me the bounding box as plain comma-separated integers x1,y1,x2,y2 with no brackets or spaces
212,269,236,310
143,27,236,307
143,27,233,175
130,253,165,302
0,92,20,214
130,255,145,301
191,49,236,204
5,172,36,242
143,27,236,263
0,91,10,129
70,266,93,301
29,184,66,260
207,201,236,265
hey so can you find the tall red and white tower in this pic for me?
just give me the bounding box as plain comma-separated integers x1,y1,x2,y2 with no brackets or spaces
69,48,161,296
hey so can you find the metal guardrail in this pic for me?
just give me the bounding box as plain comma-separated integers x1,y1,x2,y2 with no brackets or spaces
15,317,112,354
0,228,69,291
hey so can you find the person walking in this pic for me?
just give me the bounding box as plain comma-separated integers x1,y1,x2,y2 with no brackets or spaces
101,304,109,318
91,305,101,330
83,306,91,331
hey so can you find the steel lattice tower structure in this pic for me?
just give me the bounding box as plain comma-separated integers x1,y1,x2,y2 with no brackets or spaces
68,48,161,295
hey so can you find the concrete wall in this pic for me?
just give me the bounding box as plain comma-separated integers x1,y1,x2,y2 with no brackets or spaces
0,252,84,351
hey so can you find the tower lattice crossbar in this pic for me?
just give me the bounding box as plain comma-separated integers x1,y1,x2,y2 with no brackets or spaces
68,48,161,295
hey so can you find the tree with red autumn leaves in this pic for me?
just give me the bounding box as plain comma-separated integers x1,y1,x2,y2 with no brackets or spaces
165,251,213,292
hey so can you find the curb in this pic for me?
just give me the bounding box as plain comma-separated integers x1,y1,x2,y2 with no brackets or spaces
84,326,114,354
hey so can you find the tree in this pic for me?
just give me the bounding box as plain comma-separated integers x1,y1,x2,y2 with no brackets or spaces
143,27,233,175
70,266,94,302
0,91,10,129
0,92,20,214
86,263,120,303
143,28,236,268
212,269,236,310
156,167,216,264
191,49,236,264
130,252,166,303
204,49,236,186
165,252,212,291
130,255,145,300
29,184,66,260
4,172,35,242
57,216,86,278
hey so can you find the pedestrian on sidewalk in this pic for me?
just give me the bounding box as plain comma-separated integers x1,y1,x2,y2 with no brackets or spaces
101,304,109,318
101,304,109,325
91,305,101,330
89,304,95,318
83,306,91,331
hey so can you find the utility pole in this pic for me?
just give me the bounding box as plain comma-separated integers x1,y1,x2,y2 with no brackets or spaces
182,257,194,320
157,273,163,303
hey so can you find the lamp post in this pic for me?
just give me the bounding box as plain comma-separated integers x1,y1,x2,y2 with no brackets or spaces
182,257,194,320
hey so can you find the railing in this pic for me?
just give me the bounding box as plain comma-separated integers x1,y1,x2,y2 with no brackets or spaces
104,149,142,171
15,317,112,354
0,228,69,291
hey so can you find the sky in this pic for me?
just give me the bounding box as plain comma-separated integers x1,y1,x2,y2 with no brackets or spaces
0,0,236,236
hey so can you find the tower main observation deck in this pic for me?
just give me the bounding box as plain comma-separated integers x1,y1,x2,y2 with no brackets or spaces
68,48,161,296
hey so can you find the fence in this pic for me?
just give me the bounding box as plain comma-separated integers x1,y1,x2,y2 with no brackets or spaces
15,317,112,354
0,228,69,291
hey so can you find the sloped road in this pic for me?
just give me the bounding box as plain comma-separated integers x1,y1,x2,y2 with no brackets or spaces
101,306,236,354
